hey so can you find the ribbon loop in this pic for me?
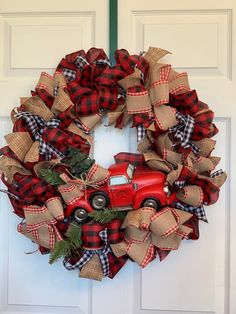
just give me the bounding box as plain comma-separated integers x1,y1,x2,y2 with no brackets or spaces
14,111,65,160
112,207,192,267
17,197,64,250
169,111,199,154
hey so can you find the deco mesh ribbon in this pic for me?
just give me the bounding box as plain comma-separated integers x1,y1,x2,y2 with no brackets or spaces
0,47,227,281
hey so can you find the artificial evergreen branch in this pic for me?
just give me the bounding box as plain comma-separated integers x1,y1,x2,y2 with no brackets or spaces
49,240,71,264
62,148,95,177
49,224,83,264
39,168,65,186
89,209,128,223
39,148,95,187
65,223,83,248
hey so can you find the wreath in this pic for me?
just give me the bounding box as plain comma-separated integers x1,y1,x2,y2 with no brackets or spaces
0,47,227,281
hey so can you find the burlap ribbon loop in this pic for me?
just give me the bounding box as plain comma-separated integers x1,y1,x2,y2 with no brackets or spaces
5,132,34,162
9,110,65,161
112,207,192,267
156,132,183,166
154,105,178,131
36,71,97,142
36,71,67,97
78,113,102,132
209,170,227,188
192,138,216,157
191,156,220,173
0,155,31,183
143,151,172,173
17,197,64,249
169,70,190,95
112,47,190,131
20,96,54,121
126,89,152,115
149,64,171,106
176,185,204,207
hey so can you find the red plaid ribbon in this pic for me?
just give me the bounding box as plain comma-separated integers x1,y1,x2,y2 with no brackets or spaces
169,90,218,140
56,48,149,116
2,173,58,219
114,152,146,167
175,166,220,205
63,219,127,278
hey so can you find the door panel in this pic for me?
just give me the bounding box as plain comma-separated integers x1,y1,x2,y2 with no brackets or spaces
118,1,234,314
0,1,108,314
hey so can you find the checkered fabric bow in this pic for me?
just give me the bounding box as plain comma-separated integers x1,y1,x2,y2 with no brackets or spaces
15,111,65,160
17,197,64,250
175,166,221,205
173,201,207,222
56,48,149,116
111,207,193,266
169,90,218,140
169,111,200,154
64,228,111,277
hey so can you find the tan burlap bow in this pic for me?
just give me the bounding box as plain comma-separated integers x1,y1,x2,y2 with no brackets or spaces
139,130,221,177
108,47,190,130
0,155,31,183
5,72,94,163
38,71,102,132
111,207,192,267
17,197,64,249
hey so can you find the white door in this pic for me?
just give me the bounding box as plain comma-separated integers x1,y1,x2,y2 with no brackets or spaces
0,1,110,314
118,1,236,314
0,1,235,314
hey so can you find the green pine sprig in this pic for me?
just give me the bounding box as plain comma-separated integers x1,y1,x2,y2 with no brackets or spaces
89,209,128,224
65,223,83,248
63,148,95,177
49,240,71,264
39,168,65,186
39,148,95,187
49,224,83,264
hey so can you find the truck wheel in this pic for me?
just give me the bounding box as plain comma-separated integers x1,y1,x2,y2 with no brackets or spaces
142,198,161,210
73,207,89,223
90,192,109,210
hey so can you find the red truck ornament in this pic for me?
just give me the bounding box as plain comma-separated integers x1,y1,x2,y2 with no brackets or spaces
65,162,176,223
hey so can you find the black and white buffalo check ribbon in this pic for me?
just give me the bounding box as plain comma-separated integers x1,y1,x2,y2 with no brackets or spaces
174,202,208,222
63,228,111,277
15,111,65,160
210,169,224,178
174,180,186,189
137,125,146,142
169,112,200,154
62,68,76,82
63,55,111,82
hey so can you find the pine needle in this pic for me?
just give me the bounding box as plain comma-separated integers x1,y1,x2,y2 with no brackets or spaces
65,224,83,248
89,210,128,223
49,240,71,264
49,224,83,264
39,168,65,186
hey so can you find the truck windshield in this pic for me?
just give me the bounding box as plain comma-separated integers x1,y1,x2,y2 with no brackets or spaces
127,164,134,179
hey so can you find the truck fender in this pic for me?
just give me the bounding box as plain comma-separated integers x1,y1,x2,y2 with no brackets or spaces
133,184,167,209
64,196,93,218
